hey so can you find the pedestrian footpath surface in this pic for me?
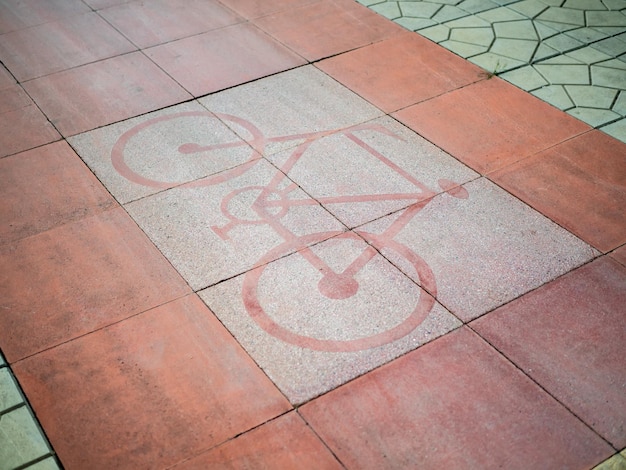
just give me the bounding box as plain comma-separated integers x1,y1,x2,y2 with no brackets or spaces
0,0,625,469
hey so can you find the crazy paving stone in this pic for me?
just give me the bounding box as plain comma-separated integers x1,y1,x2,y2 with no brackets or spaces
12,295,291,469
472,257,626,448
299,328,613,469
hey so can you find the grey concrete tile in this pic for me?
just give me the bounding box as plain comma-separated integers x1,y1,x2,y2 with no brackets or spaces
0,368,23,412
419,24,452,41
586,10,626,27
500,65,549,90
26,457,62,470
567,107,621,126
199,233,461,404
443,39,490,56
267,116,478,228
532,84,576,108
0,407,51,469
591,65,626,88
601,118,626,142
360,178,597,321
125,159,344,291
200,66,383,157
399,1,444,20
491,37,537,61
449,26,494,46
69,101,257,204
534,63,590,84
494,19,538,40
469,52,526,71
566,84,618,108
371,2,402,18
613,91,626,114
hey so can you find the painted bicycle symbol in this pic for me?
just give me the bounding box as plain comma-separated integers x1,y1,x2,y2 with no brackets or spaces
112,111,468,352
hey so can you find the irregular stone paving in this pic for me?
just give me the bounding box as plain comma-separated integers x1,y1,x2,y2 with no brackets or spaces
359,0,626,142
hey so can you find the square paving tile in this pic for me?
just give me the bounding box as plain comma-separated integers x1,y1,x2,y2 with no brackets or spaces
126,159,344,291
173,412,342,469
472,257,626,449
12,295,291,469
199,66,383,156
300,327,614,469
490,130,626,253
0,102,61,158
145,23,305,97
0,64,15,89
99,0,243,49
199,233,461,403
360,178,597,321
0,0,90,34
0,12,136,82
393,77,591,173
317,32,484,113
266,115,478,228
253,0,404,61
23,52,191,136
0,83,31,114
0,141,116,245
68,101,260,204
218,0,318,19
0,207,190,362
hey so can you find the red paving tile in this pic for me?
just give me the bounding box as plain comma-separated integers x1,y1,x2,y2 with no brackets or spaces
173,412,341,469
99,0,243,49
300,327,612,469
0,84,31,113
146,23,306,97
218,0,317,19
254,0,404,61
393,78,591,174
0,0,90,34
83,0,129,8
13,295,291,469
610,245,626,266
0,102,61,158
0,207,190,362
23,52,191,136
317,32,484,113
0,141,115,245
490,130,626,253
0,12,136,82
0,64,16,89
472,257,626,449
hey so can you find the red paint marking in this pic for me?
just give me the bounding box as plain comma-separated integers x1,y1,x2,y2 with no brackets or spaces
113,112,469,351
